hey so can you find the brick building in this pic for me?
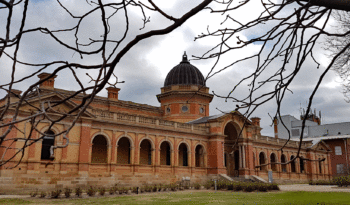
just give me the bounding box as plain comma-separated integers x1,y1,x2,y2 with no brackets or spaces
0,53,332,191
275,113,350,177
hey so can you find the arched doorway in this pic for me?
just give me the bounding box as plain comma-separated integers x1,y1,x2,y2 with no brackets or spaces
195,144,205,167
91,135,108,163
270,153,277,171
178,143,188,166
140,139,152,165
160,141,171,166
224,122,240,176
117,137,131,164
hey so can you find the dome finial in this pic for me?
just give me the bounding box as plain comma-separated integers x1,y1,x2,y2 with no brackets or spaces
181,51,189,63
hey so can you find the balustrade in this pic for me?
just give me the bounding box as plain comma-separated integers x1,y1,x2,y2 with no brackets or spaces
92,109,207,134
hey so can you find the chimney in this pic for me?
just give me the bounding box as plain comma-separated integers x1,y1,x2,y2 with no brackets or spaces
106,87,120,101
250,117,261,127
37,73,57,89
273,117,278,139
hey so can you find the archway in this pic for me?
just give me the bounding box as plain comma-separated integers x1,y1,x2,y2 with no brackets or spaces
178,143,188,166
160,141,171,166
91,135,108,163
195,144,205,167
281,154,287,172
117,137,131,164
140,139,152,165
259,152,266,171
290,155,296,173
224,122,240,176
270,153,277,171
41,130,55,160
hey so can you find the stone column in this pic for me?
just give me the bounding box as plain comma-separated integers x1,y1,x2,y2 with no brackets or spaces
242,145,246,168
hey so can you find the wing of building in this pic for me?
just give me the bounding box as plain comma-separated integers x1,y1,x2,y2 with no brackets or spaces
0,53,332,192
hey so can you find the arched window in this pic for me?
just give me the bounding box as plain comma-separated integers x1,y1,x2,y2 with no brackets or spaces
178,143,188,166
300,156,305,173
195,145,205,167
281,154,287,172
140,139,152,165
270,153,277,171
160,141,171,166
117,137,131,164
259,152,266,171
91,135,108,163
290,155,296,173
41,130,55,160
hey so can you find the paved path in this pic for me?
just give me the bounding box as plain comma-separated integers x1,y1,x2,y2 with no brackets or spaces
279,184,350,192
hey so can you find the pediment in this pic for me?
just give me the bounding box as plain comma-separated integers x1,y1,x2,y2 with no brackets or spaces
15,92,95,118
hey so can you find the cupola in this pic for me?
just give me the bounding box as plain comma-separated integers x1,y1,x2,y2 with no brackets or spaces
157,52,213,123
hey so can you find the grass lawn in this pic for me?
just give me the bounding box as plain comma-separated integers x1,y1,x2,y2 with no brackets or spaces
1,191,349,205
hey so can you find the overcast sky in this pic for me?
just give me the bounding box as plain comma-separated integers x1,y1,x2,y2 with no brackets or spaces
1,0,349,136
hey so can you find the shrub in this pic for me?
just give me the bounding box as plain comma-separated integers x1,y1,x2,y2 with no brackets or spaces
243,183,254,192
170,183,177,191
152,185,158,192
87,186,96,196
121,187,128,194
333,176,350,187
75,187,82,197
194,183,201,190
64,188,72,198
183,184,190,190
40,191,46,198
233,183,243,191
270,183,280,190
50,189,62,198
98,187,106,196
132,187,138,194
204,180,213,189
30,190,38,197
257,183,268,192
109,186,117,195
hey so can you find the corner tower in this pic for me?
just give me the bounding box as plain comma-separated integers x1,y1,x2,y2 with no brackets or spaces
157,52,213,123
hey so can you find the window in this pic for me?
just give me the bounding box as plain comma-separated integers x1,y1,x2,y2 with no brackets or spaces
166,107,171,113
181,105,188,112
41,130,55,160
335,146,342,155
337,164,345,174
291,129,300,137
199,107,204,114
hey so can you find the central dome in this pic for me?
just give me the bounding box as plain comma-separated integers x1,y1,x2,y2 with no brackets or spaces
164,52,205,87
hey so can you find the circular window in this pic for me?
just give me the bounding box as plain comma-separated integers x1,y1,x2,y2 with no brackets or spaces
166,107,171,113
182,105,188,112
199,107,204,114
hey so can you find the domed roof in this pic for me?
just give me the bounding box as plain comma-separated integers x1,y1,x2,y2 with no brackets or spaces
164,52,205,87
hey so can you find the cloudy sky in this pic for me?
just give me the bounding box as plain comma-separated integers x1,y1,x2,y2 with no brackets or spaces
1,0,349,136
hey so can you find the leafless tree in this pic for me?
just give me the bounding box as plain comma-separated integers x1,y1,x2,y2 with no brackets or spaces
324,10,350,102
194,0,350,168
0,0,212,168
1,0,349,169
